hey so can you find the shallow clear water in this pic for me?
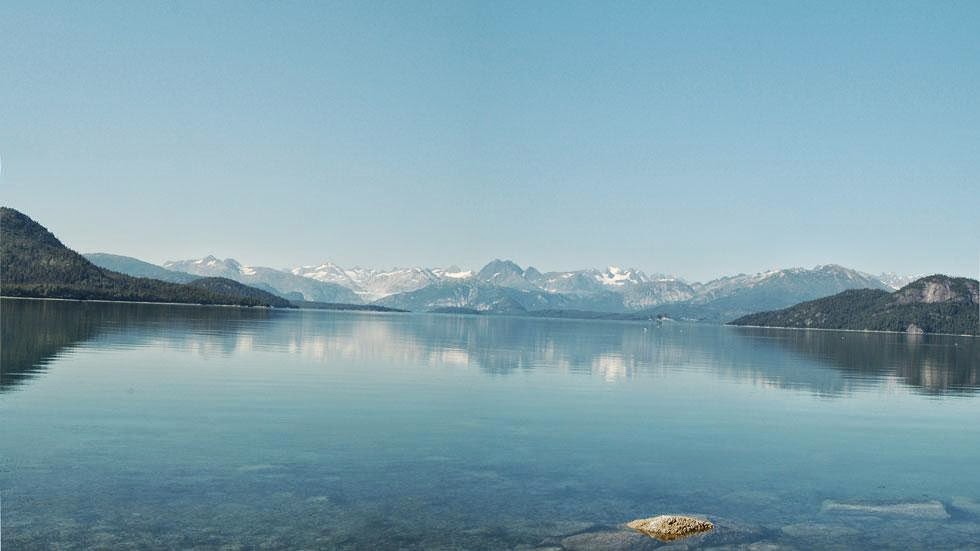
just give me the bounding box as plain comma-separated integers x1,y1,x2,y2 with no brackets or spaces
2,298,979,549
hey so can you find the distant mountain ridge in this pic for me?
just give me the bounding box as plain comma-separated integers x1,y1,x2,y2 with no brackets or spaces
164,256,362,304
0,208,291,308
148,254,904,320
290,262,473,301
375,280,586,314
375,260,892,320
37,215,942,322
85,253,198,283
730,275,979,335
877,272,923,290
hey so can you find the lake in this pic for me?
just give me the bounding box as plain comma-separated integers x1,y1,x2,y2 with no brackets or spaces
2,298,979,549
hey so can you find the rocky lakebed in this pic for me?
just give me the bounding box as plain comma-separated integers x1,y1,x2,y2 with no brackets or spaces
5,493,980,550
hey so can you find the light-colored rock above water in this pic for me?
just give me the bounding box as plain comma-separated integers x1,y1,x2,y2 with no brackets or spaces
821,500,949,520
626,515,714,541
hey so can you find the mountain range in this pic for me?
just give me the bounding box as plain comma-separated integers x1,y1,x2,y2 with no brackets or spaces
162,256,362,304
3,206,971,333
290,262,472,302
377,261,896,321
86,251,905,322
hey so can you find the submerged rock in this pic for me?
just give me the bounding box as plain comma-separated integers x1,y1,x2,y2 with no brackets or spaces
560,530,656,550
508,519,596,540
951,496,980,517
821,500,949,520
626,515,714,541
740,543,793,551
781,522,861,539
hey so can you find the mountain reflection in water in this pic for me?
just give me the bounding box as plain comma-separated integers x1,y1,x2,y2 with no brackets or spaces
3,298,976,396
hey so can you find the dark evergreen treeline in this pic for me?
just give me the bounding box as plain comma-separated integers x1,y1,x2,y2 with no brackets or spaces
0,207,291,308
186,277,292,307
730,277,979,335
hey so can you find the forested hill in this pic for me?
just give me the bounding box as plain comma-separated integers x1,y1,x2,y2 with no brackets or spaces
0,207,292,308
729,275,979,335
184,278,293,307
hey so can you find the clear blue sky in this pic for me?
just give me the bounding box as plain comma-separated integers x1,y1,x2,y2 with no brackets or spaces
2,1,977,281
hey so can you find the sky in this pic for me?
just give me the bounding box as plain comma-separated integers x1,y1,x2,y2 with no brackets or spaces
1,1,978,282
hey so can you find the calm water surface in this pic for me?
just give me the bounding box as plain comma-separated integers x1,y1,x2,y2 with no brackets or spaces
2,299,979,549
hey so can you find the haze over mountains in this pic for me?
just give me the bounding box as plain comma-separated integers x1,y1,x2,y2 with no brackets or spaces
2,206,971,333
84,253,198,284
290,262,473,302
163,256,362,304
374,261,895,321
84,251,911,322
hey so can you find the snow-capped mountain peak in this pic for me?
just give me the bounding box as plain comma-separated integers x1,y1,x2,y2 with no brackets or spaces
596,266,649,286
877,272,923,290
432,266,473,279
192,255,235,269
165,254,906,319
163,256,363,304
290,262,467,301
291,261,356,287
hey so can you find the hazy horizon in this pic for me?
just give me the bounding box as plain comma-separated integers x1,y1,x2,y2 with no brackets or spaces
3,201,976,282
65,223,980,283
2,2,978,281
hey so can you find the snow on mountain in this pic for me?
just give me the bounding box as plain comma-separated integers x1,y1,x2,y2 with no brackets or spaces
290,262,359,288
164,256,362,303
168,254,902,318
292,262,475,301
352,267,441,301
661,264,891,321
374,280,557,313
531,270,608,295
622,279,697,309
289,258,687,307
284,258,697,307
689,265,885,303
595,266,650,286
432,266,474,279
418,260,691,311
375,261,894,317
877,272,923,290
166,255,241,279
